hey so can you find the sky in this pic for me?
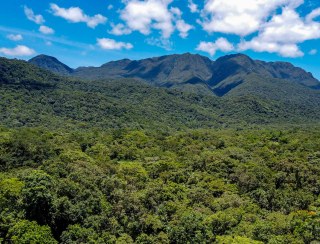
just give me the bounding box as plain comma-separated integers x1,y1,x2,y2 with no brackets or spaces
0,0,320,78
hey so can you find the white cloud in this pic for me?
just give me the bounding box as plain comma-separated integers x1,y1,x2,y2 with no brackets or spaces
176,20,193,38
256,8,320,44
119,0,174,38
107,4,113,10
7,34,23,41
197,0,320,58
109,23,132,36
0,45,35,56
238,7,320,57
309,49,317,55
113,0,192,43
39,25,55,34
200,0,304,36
188,0,199,13
50,3,107,28
306,7,320,22
196,37,234,56
238,40,304,57
170,7,182,17
24,6,45,24
170,7,193,38
45,41,53,46
97,38,133,50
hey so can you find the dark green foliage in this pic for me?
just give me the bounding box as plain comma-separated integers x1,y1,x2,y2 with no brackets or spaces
0,58,60,88
0,127,319,243
0,129,56,169
1,56,320,243
1,57,320,131
21,170,55,225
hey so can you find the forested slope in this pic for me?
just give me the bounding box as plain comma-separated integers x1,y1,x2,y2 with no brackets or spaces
0,57,319,243
1,57,320,131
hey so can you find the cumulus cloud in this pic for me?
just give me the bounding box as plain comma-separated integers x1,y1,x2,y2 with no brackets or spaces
7,34,23,41
196,0,320,58
238,7,320,57
0,45,35,56
170,7,193,38
306,7,320,22
239,40,304,58
200,0,304,36
119,0,174,38
188,0,199,13
256,8,320,43
97,38,133,50
170,7,182,17
196,37,234,56
39,25,55,34
109,23,132,36
24,6,45,24
176,20,193,38
112,0,193,42
50,3,107,28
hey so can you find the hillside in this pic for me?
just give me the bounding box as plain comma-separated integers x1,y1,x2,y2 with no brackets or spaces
29,55,73,76
0,57,320,243
74,53,214,86
29,53,320,97
1,57,320,130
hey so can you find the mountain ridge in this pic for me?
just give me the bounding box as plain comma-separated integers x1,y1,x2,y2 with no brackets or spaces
1,56,320,130
28,53,320,96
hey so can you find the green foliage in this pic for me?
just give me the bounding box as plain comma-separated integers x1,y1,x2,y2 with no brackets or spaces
60,225,101,244
6,220,57,244
1,55,320,243
0,129,55,169
21,170,55,225
1,58,320,131
0,127,319,243
216,235,263,244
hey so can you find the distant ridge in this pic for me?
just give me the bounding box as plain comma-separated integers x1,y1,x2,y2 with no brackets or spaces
29,53,320,96
2,56,320,129
29,54,73,76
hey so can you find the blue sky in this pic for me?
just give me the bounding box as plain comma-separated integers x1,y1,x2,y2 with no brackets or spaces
0,0,320,78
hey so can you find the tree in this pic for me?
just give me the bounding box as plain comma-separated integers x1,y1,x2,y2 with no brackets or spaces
6,220,57,244
21,170,55,225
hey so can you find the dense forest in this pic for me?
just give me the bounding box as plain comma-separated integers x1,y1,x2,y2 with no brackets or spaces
1,127,320,243
1,58,320,131
0,57,319,243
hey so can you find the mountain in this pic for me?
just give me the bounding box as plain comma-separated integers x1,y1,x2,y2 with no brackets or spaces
29,53,320,96
208,54,320,96
72,53,319,94
74,53,213,85
28,54,74,75
2,57,320,244
2,57,320,130
0,57,61,88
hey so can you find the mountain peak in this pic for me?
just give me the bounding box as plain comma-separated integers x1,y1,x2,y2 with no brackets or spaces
180,52,194,57
29,55,73,75
215,53,253,63
29,53,319,95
